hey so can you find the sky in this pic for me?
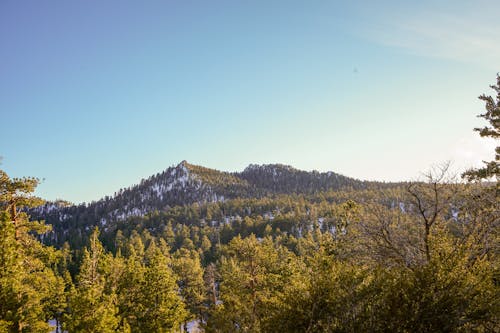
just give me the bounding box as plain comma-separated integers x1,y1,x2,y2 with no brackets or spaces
1,0,498,204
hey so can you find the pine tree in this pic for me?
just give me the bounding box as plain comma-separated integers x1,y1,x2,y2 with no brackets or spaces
206,235,296,333
0,170,65,332
116,237,146,331
463,74,500,181
172,248,206,324
139,242,188,332
64,228,119,332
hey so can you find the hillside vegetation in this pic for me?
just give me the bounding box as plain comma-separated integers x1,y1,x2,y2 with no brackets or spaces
0,75,498,332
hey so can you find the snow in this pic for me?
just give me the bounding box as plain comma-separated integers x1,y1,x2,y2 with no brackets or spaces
48,319,67,333
186,319,202,332
178,175,189,186
163,165,192,193
263,212,275,220
113,207,145,221
44,203,59,213
317,217,325,230
151,183,164,199
180,163,189,174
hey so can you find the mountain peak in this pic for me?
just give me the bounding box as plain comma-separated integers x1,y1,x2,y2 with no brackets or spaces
243,163,297,174
30,161,382,246
175,160,190,170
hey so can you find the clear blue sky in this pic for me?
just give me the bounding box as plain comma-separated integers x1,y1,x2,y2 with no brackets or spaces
1,0,498,203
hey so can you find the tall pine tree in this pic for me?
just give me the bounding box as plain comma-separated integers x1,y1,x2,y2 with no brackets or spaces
0,170,65,332
64,228,119,332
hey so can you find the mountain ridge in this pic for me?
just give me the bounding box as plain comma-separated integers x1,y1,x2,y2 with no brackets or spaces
36,160,376,207
30,161,401,246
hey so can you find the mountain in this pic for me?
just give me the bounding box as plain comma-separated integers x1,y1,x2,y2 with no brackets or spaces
239,163,368,193
31,161,395,246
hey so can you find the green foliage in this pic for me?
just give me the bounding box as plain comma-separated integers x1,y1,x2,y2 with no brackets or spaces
463,74,500,181
362,223,499,332
138,242,188,332
206,235,298,332
172,248,206,319
0,170,65,333
3,75,500,331
64,228,120,332
3,168,498,332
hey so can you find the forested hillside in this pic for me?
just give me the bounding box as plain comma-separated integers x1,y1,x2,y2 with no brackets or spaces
30,161,396,249
0,75,498,332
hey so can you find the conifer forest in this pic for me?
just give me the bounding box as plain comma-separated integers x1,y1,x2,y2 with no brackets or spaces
0,75,498,332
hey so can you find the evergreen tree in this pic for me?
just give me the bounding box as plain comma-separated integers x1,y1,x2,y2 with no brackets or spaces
0,170,65,332
172,248,206,323
206,235,296,333
138,242,188,332
463,74,500,181
116,237,146,331
64,228,119,332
